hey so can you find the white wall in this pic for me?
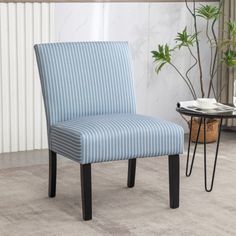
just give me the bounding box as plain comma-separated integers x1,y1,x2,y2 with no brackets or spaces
55,2,218,132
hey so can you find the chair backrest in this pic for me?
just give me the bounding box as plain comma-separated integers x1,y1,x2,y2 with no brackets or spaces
34,41,136,128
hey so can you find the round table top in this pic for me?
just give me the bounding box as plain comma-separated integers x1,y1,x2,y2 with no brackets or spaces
176,104,236,119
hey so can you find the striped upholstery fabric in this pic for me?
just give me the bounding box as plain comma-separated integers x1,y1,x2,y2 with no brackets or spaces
51,114,184,164
34,42,136,127
35,41,184,164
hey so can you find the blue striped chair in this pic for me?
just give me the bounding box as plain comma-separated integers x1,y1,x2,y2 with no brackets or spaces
34,41,184,221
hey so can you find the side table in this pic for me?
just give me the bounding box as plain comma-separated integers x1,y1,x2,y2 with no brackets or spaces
177,105,236,192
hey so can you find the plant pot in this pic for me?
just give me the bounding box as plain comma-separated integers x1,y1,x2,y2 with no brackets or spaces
189,118,219,143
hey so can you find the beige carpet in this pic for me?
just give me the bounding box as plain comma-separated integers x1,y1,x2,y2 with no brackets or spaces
1,132,236,236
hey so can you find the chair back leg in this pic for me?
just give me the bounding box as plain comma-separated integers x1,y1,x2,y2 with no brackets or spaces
49,150,57,198
80,164,92,220
127,159,136,188
168,155,180,209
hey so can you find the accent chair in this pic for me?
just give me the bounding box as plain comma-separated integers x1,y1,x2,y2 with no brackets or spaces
34,41,184,221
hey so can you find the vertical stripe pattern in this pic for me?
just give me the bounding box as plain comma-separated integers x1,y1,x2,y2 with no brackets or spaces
35,42,183,164
51,114,184,164
0,3,54,153
34,42,136,129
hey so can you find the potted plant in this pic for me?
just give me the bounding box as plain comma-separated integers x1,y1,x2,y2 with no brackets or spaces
151,0,236,143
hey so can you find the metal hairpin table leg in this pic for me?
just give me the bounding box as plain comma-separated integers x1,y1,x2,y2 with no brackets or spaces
186,117,203,177
203,118,223,192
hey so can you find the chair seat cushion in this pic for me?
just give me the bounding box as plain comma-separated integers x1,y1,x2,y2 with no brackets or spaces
51,114,184,164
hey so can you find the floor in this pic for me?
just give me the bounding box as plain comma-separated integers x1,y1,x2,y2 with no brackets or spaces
0,131,236,236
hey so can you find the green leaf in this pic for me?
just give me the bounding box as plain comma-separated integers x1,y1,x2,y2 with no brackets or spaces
155,62,166,74
175,27,197,49
151,44,173,74
196,4,221,20
228,21,236,37
223,49,236,67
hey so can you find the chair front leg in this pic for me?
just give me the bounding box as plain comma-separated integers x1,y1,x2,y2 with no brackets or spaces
168,155,180,209
49,150,57,198
127,158,136,188
80,164,92,221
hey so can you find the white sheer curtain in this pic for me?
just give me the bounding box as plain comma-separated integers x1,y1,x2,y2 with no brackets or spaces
218,0,236,126
0,3,54,153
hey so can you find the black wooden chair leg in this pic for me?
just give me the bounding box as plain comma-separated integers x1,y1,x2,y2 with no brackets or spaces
168,155,180,209
80,164,92,221
127,159,136,188
49,150,57,198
